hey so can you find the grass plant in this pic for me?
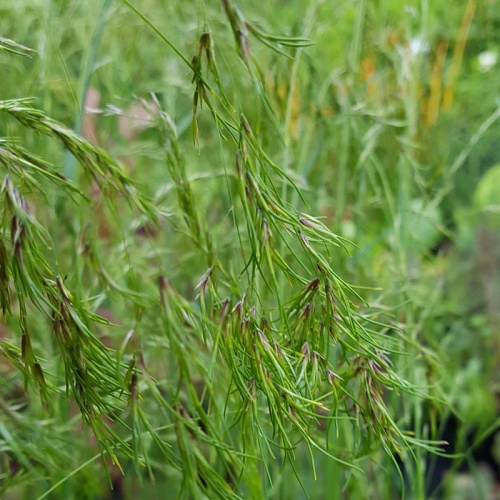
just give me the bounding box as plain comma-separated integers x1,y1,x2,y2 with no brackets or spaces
1,1,499,498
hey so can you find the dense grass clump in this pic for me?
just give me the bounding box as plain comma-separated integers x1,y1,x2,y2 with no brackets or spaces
1,1,499,498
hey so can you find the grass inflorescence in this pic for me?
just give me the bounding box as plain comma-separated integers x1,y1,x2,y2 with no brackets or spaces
1,0,499,498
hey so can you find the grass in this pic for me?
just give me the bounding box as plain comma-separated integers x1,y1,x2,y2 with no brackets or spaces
1,0,500,498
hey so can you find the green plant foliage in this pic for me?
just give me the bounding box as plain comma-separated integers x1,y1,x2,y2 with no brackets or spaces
474,163,500,209
1,0,499,499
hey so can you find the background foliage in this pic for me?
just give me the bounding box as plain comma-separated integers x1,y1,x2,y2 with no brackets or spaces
1,0,499,498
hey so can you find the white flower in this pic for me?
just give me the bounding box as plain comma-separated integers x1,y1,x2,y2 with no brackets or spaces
409,37,429,56
478,51,498,72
